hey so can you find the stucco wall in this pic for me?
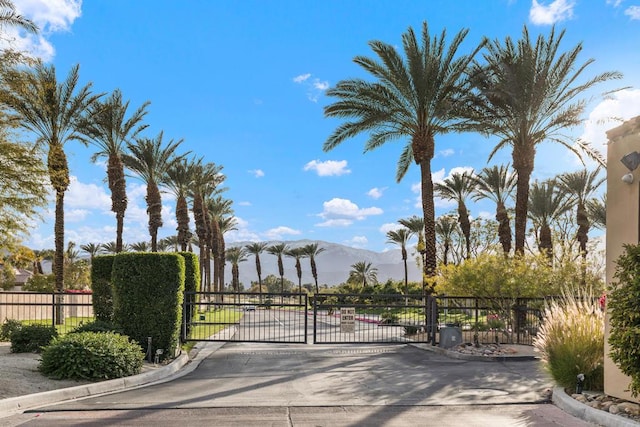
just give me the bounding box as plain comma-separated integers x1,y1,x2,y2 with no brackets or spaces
605,115,640,402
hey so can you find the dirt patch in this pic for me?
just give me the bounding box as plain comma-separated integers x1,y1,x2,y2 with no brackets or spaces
0,342,90,399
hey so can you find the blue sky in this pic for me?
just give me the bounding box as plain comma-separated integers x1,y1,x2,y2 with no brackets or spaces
5,0,640,252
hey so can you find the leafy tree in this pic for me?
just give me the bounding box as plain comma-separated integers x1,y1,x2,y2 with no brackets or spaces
80,89,149,253
586,195,606,230
323,21,483,279
246,242,269,301
435,171,476,259
0,260,16,290
0,63,101,296
7,245,35,269
465,26,622,255
0,0,38,34
472,164,516,255
123,131,184,252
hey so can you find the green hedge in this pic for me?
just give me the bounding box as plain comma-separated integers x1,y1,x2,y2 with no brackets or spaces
11,324,58,353
179,251,200,339
111,253,185,361
91,255,115,322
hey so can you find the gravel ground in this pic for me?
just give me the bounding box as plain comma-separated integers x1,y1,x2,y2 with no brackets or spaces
0,342,91,399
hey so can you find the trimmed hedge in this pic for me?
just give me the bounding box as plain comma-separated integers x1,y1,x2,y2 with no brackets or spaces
112,253,185,361
179,251,200,339
39,332,144,380
71,320,122,334
11,324,58,353
91,255,115,322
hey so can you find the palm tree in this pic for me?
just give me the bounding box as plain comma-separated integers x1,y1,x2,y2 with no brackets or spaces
159,235,180,252
434,171,476,259
435,215,457,266
398,215,425,271
386,228,411,298
0,63,101,300
472,165,517,255
225,246,247,300
80,89,149,252
123,131,184,252
246,242,269,302
79,243,102,261
285,247,307,301
100,241,126,254
216,215,237,296
557,169,604,259
0,0,38,34
587,195,606,231
267,243,289,296
466,25,622,255
302,243,325,294
163,158,193,251
323,22,484,279
207,195,232,294
527,180,573,262
348,261,378,288
130,241,150,252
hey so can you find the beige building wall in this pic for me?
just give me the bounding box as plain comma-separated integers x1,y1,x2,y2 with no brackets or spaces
605,115,640,402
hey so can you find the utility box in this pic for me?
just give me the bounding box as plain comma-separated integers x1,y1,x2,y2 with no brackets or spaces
439,326,462,349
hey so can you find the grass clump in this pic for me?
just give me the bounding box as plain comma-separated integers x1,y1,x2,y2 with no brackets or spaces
533,288,604,391
39,331,144,381
10,324,58,353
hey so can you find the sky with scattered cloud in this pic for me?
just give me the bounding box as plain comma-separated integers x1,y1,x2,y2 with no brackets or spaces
5,0,640,252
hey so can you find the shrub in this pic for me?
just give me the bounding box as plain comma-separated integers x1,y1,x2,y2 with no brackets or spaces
23,274,55,292
91,255,115,322
70,320,121,334
380,311,399,324
11,324,58,353
39,332,144,380
608,244,640,397
533,288,604,391
179,252,200,339
0,319,22,341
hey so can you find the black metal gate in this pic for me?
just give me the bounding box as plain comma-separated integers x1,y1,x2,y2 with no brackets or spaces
182,292,308,344
313,293,432,344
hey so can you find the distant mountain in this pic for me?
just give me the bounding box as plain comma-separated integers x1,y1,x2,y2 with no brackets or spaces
223,239,423,287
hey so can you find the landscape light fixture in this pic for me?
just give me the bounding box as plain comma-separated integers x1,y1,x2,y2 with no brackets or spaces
621,151,640,184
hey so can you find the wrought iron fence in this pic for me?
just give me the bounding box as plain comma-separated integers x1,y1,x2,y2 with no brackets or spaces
182,292,308,343
0,291,94,334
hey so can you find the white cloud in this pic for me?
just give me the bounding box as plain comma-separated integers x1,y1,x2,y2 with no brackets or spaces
438,148,455,157
344,235,368,248
624,5,640,19
249,169,265,178
293,73,329,102
65,208,90,222
263,226,302,240
607,0,623,6
367,187,385,199
579,89,640,159
2,0,82,61
238,201,252,206
222,216,260,243
66,176,111,210
304,159,351,176
379,222,401,234
316,198,383,227
293,73,311,83
529,0,575,25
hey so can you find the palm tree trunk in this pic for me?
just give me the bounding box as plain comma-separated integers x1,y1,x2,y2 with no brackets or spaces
311,257,318,295
496,201,512,256
458,202,471,259
513,145,535,255
414,132,436,291
539,224,553,263
176,195,190,251
577,204,589,285
147,182,162,252
108,154,127,253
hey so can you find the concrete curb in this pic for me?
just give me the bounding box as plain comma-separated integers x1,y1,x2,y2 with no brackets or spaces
552,386,640,427
410,342,538,362
0,351,191,416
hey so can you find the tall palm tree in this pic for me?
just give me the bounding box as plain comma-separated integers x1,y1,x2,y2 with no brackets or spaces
0,63,101,298
386,228,411,298
216,214,237,296
434,171,476,259
207,195,232,294
323,22,484,279
527,180,573,262
159,235,180,252
122,131,184,252
246,242,269,302
267,243,289,296
80,89,149,252
163,158,194,251
225,246,247,300
79,242,102,261
130,241,150,252
586,195,606,231
398,215,425,270
466,25,622,255
557,168,604,259
348,261,378,288
285,247,307,301
0,0,38,34
435,215,457,266
100,241,127,254
302,243,325,294
472,164,517,255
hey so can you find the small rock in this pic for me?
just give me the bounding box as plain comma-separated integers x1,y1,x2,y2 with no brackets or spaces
619,402,640,416
601,401,614,411
573,394,588,403
587,401,602,409
609,404,621,414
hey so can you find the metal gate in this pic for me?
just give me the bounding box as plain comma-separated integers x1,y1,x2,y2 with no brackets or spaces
182,292,308,344
313,293,432,344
